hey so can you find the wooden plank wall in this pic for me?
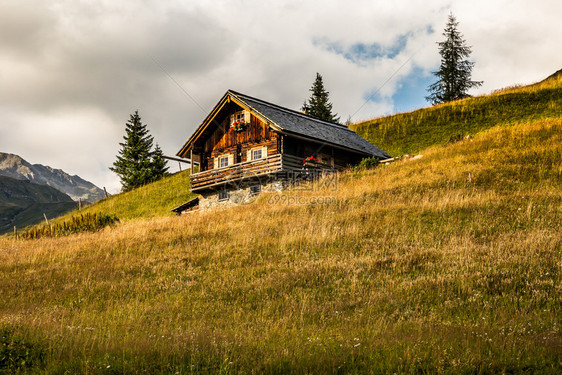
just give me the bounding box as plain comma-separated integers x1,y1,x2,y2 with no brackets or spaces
203,113,278,170
282,136,363,170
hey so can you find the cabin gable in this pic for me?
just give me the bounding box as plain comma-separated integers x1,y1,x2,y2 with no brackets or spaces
204,108,278,170
177,94,281,173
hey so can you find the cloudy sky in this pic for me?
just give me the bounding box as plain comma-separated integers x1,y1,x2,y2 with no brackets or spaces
1,0,560,193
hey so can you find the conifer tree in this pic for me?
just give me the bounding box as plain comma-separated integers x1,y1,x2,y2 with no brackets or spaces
150,143,169,182
426,13,482,105
110,111,168,192
302,73,340,123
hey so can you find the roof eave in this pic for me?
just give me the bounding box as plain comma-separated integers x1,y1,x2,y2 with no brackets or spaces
278,130,381,157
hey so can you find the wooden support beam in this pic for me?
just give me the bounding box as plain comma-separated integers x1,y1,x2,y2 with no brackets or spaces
162,155,196,164
190,149,194,174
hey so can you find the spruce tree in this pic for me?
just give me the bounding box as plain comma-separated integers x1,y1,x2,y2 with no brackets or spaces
150,143,169,181
110,111,167,192
426,13,482,105
302,73,340,123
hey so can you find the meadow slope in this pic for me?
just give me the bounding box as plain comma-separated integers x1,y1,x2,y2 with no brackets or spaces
0,115,560,373
350,71,562,157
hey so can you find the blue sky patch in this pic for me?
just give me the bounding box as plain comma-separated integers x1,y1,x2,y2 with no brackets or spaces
317,33,411,64
359,67,434,116
392,67,434,113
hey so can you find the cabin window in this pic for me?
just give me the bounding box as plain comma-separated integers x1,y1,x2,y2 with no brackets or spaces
235,112,245,122
214,154,234,169
252,148,262,160
231,110,250,125
247,146,267,161
218,190,229,201
250,185,261,195
319,154,333,166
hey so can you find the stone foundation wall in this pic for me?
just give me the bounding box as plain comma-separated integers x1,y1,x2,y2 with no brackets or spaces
199,179,287,210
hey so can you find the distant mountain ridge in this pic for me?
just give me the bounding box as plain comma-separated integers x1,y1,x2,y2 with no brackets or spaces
0,175,76,234
0,152,104,203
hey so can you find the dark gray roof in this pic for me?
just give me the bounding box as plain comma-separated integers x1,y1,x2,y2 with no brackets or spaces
229,90,391,159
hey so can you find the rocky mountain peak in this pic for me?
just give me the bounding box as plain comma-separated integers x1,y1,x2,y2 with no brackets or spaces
0,152,105,203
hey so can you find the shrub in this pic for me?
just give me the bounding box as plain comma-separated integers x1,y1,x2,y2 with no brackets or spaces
447,133,464,145
0,326,45,373
354,156,380,171
19,213,119,240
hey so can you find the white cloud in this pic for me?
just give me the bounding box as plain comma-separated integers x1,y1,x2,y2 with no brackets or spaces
0,0,560,191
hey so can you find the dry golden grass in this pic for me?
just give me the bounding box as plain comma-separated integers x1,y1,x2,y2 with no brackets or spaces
0,118,561,373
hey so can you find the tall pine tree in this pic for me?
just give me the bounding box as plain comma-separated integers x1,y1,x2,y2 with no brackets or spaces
302,73,340,123
426,13,482,105
110,111,168,192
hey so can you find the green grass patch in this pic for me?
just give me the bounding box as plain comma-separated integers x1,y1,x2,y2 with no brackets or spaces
43,171,195,228
351,74,562,156
84,171,195,220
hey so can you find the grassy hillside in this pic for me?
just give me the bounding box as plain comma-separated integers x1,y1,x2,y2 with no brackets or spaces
350,71,562,156
1,115,560,372
54,170,196,223
0,175,75,234
1,73,561,372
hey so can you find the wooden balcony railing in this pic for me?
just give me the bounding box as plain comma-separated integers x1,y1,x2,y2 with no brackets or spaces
189,153,335,191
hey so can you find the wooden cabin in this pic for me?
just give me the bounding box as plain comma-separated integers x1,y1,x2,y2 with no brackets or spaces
176,90,390,209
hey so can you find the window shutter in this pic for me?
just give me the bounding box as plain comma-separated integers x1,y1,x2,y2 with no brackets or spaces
244,110,251,123
214,157,218,169
246,150,251,162
228,154,234,166
262,146,268,158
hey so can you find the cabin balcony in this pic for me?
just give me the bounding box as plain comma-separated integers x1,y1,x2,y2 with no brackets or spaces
189,153,335,192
